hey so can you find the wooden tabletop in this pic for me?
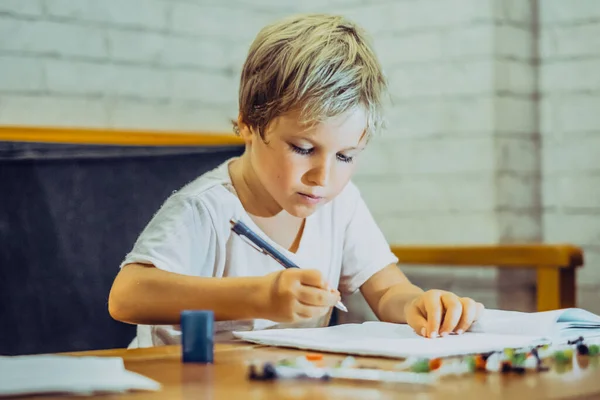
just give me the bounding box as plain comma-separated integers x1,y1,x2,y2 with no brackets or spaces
35,343,600,400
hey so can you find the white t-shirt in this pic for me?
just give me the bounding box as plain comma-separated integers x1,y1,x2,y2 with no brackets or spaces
120,158,398,347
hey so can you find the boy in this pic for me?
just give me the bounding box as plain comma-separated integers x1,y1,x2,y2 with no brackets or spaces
108,14,484,347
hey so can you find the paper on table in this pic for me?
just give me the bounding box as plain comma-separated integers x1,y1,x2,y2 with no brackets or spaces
233,322,545,359
0,355,160,398
470,308,600,341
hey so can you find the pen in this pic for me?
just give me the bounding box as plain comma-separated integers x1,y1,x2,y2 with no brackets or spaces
230,218,348,313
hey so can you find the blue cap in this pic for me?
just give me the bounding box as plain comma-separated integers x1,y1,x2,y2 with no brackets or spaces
181,310,214,363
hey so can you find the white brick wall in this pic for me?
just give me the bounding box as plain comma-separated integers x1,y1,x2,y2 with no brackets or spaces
0,0,283,129
540,1,600,306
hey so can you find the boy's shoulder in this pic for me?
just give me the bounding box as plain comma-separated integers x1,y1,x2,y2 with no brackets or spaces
167,160,240,214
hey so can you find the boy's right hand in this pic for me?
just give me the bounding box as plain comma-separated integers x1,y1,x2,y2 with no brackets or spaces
260,269,340,323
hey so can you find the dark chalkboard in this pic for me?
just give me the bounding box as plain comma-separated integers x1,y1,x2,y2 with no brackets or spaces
0,142,244,355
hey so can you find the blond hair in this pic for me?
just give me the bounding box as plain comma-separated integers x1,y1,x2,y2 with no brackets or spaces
234,14,387,140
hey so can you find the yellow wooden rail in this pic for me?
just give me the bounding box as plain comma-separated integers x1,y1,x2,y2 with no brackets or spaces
391,244,584,312
0,125,245,146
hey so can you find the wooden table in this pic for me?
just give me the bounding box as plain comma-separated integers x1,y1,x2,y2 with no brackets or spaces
35,343,600,399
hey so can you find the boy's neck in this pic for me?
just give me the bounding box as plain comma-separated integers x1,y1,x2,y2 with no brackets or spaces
229,155,282,218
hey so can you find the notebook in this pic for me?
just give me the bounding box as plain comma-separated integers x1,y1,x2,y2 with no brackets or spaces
233,308,600,359
0,355,160,398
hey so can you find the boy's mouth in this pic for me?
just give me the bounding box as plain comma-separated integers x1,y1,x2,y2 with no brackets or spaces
299,192,323,199
298,192,325,204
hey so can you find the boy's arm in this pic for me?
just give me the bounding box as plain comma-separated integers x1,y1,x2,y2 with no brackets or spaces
108,263,339,325
359,264,423,323
360,264,484,338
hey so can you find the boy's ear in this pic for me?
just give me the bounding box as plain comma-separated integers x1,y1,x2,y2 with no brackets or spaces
237,115,254,146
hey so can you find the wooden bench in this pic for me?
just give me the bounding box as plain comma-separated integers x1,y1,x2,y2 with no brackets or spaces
391,244,584,311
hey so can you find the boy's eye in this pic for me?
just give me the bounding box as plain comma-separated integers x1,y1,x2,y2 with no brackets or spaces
289,144,313,155
289,143,354,163
336,153,354,163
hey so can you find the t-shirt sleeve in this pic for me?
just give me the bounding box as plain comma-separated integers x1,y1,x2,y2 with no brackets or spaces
119,195,217,277
338,184,399,295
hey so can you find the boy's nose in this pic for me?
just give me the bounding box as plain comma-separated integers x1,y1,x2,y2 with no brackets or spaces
307,164,330,187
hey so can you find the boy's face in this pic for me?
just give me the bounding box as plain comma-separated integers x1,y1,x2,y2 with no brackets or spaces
245,107,367,218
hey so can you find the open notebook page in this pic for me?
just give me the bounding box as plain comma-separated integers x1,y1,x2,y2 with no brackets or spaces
233,322,544,359
470,308,600,341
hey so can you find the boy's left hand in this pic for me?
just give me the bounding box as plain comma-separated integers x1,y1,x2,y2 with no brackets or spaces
404,290,485,338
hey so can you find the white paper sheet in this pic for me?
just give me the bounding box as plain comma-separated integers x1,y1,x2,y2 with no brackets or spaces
234,322,545,359
0,355,160,397
234,308,600,359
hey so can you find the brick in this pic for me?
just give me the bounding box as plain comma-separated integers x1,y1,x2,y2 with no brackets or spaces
339,3,394,36
386,0,493,33
577,247,600,285
541,23,600,59
170,70,235,104
547,175,600,210
442,25,493,59
162,36,229,70
496,173,540,210
492,0,534,25
498,209,543,246
0,18,107,58
0,56,44,91
0,94,107,126
542,135,600,173
543,213,600,245
494,97,536,134
374,32,442,67
541,59,600,92
495,59,535,95
374,211,501,244
389,63,443,98
0,0,43,16
495,25,534,60
227,42,252,75
45,0,168,30
386,97,494,137
356,137,495,176
354,174,496,214
107,30,165,64
107,99,234,131
541,174,558,210
495,137,539,172
44,60,171,98
390,61,495,99
497,285,536,312
542,95,600,136
443,61,495,96
401,265,498,290
540,96,559,138
540,0,600,24
170,3,275,41
578,285,600,315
